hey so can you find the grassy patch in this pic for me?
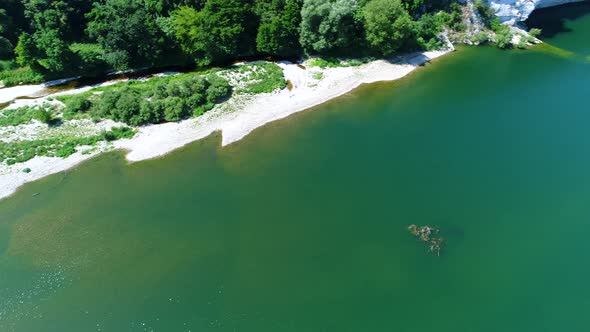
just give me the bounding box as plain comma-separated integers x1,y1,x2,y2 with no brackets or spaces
240,62,286,94
220,62,286,94
0,104,58,127
0,126,135,164
306,57,370,69
307,57,342,68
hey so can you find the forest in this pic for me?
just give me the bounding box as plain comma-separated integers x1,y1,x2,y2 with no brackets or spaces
0,0,465,85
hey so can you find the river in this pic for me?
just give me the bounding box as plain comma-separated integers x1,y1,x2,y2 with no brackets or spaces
1,4,590,331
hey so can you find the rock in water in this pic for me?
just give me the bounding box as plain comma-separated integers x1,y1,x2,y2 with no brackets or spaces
408,224,444,256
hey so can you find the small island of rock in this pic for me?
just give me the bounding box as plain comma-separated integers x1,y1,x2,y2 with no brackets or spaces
408,224,444,256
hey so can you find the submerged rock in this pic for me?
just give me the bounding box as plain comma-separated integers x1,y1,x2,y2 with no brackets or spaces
408,224,444,256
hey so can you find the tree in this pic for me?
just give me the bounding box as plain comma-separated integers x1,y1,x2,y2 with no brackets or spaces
0,9,13,59
86,0,166,70
363,0,414,55
255,0,303,57
144,0,208,14
70,43,108,76
18,0,74,72
0,0,26,44
15,32,36,67
170,0,254,65
300,0,361,55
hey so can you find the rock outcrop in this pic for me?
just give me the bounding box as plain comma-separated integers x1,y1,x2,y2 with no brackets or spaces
488,0,585,24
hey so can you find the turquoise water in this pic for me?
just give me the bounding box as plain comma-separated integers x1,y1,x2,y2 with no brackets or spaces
1,4,590,331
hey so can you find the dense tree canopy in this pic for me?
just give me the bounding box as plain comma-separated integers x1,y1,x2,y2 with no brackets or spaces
300,0,361,54
255,0,303,57
170,0,255,65
0,9,13,59
86,0,166,70
0,0,466,83
363,0,413,55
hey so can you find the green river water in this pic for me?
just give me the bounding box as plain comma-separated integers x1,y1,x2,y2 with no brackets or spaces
2,4,590,331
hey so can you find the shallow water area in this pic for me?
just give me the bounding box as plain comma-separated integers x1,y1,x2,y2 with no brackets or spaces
2,4,590,331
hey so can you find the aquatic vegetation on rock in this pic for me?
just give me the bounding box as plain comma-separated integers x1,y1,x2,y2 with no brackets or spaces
408,224,444,256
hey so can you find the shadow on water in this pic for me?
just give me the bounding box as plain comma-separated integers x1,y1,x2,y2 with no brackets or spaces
526,1,590,38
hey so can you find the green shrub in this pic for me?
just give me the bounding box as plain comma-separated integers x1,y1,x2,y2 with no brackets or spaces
52,72,231,126
101,74,230,124
70,43,108,76
495,25,513,49
0,65,45,86
163,97,185,122
22,167,31,173
516,36,528,49
33,109,53,124
55,143,77,158
95,90,122,118
474,31,490,44
6,158,16,165
102,126,135,141
307,57,342,68
0,106,37,126
528,28,542,38
475,0,497,25
65,94,92,114
490,18,502,32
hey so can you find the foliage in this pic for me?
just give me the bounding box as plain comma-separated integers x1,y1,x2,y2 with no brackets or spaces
70,43,108,76
413,12,453,51
238,62,287,94
102,126,135,141
86,74,232,125
0,62,44,86
306,57,368,68
475,0,496,24
255,0,303,57
0,0,505,84
516,37,527,49
300,0,362,54
473,0,514,49
474,31,490,44
14,32,36,67
33,108,53,124
495,25,513,49
363,0,414,55
528,28,542,38
86,0,166,70
0,105,55,126
170,0,254,65
18,0,79,73
0,126,135,164
63,93,92,117
0,9,12,59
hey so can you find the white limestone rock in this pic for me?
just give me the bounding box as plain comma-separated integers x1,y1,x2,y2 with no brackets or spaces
487,0,584,24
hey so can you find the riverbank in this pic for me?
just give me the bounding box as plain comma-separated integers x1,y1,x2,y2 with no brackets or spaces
0,47,453,201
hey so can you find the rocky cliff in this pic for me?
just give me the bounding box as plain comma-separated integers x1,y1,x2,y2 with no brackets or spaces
488,0,585,24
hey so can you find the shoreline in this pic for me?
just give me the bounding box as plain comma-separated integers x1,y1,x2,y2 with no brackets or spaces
0,47,453,201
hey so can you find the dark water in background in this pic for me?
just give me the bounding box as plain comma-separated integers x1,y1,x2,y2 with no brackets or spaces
2,4,590,331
